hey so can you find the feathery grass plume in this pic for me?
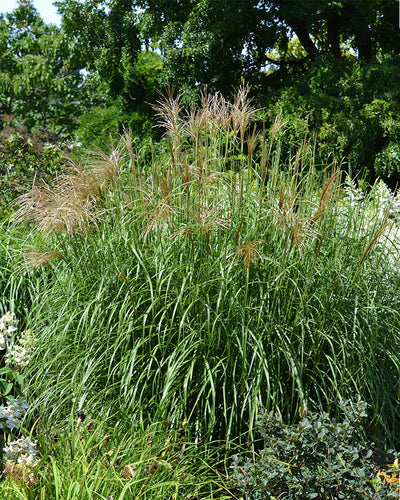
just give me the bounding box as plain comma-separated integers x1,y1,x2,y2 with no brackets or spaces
272,184,319,256
141,199,178,240
359,222,391,267
233,238,265,277
152,88,183,138
200,87,231,123
138,186,180,241
310,169,341,225
84,143,121,188
199,87,214,122
184,106,206,144
20,247,65,269
58,162,102,201
274,184,299,228
271,113,286,140
12,144,123,237
247,125,259,164
201,90,225,143
289,218,319,257
14,156,110,236
213,92,232,132
14,183,98,237
42,191,98,236
188,202,228,235
191,164,225,196
12,183,55,227
231,84,258,147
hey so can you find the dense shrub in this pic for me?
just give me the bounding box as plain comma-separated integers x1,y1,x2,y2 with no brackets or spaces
230,400,399,499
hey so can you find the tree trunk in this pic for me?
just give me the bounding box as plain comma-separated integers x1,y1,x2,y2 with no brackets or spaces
291,22,320,61
326,11,341,59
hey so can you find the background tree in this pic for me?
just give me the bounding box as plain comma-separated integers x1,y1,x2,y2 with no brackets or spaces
0,0,85,132
4,0,400,182
0,0,88,215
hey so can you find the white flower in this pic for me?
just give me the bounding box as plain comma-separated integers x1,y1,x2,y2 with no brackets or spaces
17,453,39,468
0,312,17,348
6,345,31,366
4,437,38,465
343,176,363,205
1,312,15,326
0,398,29,430
19,329,35,349
6,330,36,367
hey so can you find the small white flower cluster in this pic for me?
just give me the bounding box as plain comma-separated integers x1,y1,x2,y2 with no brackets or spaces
0,312,17,350
338,176,400,271
4,437,39,468
6,329,36,367
343,176,364,207
0,312,40,479
0,397,29,430
369,179,400,219
342,176,400,220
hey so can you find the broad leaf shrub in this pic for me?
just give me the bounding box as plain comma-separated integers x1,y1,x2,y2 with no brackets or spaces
230,400,399,499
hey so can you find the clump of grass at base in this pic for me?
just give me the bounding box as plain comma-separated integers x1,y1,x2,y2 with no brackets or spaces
11,86,400,451
0,220,45,325
0,416,233,499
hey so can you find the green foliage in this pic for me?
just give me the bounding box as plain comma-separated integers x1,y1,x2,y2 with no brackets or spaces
0,1,85,133
9,91,400,450
0,125,65,219
55,0,400,96
265,55,400,182
2,0,399,184
374,142,400,178
230,399,395,499
73,51,164,146
3,87,400,498
0,416,231,499
0,219,44,324
56,0,141,99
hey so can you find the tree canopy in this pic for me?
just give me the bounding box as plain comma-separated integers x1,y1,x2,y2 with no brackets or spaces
1,0,400,181
0,0,85,132
55,0,400,94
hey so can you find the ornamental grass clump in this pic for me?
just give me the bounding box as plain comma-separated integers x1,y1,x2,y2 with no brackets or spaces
12,142,123,238
10,87,400,454
3,415,232,499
